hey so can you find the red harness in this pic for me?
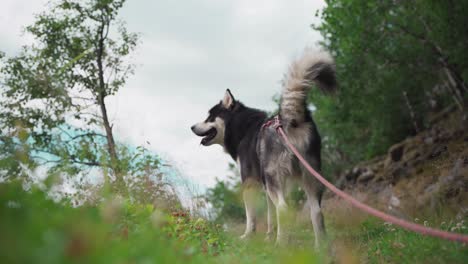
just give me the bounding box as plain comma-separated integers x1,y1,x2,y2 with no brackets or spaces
261,115,282,130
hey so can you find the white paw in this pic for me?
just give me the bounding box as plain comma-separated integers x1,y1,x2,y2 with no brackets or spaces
264,232,274,242
275,234,290,246
240,232,252,240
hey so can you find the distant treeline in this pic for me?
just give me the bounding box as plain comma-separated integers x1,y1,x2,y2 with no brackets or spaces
311,0,467,175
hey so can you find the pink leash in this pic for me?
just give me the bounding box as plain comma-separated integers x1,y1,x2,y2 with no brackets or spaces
266,115,468,243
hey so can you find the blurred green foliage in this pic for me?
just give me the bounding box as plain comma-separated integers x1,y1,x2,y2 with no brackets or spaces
0,180,328,263
204,163,245,223
0,181,225,263
1,180,466,263
205,177,245,223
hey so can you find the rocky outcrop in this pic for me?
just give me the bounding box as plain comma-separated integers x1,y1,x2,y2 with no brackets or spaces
339,120,466,187
331,110,468,216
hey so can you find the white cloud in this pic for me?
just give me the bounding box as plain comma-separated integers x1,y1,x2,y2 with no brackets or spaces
1,0,326,189
0,0,49,54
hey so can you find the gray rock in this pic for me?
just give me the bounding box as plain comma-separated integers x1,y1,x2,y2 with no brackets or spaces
390,144,405,162
429,145,447,159
357,168,374,183
389,164,410,182
389,195,401,207
424,137,434,145
384,143,405,170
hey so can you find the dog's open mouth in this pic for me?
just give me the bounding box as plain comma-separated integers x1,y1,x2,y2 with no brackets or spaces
200,127,217,145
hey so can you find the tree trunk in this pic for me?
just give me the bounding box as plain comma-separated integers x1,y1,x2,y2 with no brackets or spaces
96,19,125,192
403,91,420,133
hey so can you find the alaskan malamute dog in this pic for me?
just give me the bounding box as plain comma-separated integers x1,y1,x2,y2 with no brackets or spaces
191,50,336,247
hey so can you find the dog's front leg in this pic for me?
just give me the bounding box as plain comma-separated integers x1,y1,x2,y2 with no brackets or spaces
240,186,257,239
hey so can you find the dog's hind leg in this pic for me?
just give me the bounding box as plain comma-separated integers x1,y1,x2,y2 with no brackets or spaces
302,159,326,248
265,184,289,245
276,195,289,245
306,189,326,248
265,192,275,241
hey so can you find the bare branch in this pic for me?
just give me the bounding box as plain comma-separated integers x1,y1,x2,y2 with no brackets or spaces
65,132,107,142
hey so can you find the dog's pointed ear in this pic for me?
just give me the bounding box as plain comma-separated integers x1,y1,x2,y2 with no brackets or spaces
222,89,235,109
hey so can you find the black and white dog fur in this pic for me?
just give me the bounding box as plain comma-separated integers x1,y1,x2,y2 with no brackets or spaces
191,49,336,247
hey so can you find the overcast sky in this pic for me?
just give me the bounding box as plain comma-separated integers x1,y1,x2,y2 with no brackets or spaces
1,0,325,189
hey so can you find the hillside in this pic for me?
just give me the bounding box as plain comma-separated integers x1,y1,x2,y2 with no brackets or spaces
325,108,468,220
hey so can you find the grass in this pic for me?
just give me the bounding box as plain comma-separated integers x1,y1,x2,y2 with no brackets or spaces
329,218,468,263
0,181,467,264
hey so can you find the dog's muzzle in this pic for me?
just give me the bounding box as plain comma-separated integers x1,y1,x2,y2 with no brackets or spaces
191,124,217,146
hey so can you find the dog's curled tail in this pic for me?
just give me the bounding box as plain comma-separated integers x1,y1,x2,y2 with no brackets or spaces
280,49,336,125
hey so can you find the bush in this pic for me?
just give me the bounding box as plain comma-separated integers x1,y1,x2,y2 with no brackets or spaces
0,181,225,263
